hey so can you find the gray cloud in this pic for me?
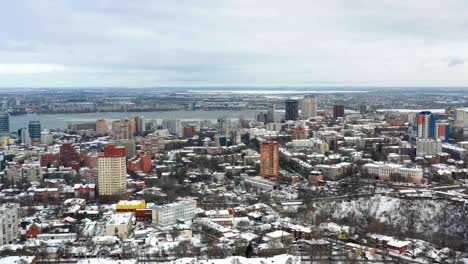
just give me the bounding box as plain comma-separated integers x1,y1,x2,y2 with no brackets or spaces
448,58,464,68
0,0,467,87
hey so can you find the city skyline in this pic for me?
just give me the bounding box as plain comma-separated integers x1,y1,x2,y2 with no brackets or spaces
0,1,467,87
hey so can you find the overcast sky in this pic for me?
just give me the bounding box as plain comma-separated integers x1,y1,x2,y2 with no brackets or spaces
0,0,467,88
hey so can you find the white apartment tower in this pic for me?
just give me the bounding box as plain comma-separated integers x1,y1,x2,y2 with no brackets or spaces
98,145,127,198
0,203,19,245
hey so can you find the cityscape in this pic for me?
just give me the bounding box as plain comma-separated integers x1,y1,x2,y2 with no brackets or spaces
1,1,468,264
0,88,467,263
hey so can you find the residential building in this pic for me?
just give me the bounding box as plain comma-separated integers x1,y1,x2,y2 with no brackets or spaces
17,128,31,145
134,116,143,136
0,203,19,245
152,200,196,226
0,111,9,136
417,111,436,139
300,96,318,119
435,122,450,142
314,162,352,180
260,141,280,178
105,213,134,240
98,145,127,199
363,162,423,183
112,119,134,140
4,163,43,185
162,119,182,137
96,119,108,135
416,138,442,156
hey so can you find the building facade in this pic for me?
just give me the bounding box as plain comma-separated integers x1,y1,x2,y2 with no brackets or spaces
152,200,196,226
417,111,436,139
0,111,9,136
260,141,280,178
300,96,318,119
96,119,108,135
98,145,127,199
416,138,442,156
0,203,19,245
333,104,345,118
28,121,41,142
285,99,299,121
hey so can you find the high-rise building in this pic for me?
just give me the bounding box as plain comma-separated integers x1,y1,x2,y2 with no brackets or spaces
0,203,19,245
435,122,450,142
333,105,345,118
300,96,317,119
17,128,31,145
285,99,299,121
0,112,9,136
96,119,108,135
455,109,468,127
267,105,275,123
112,119,134,140
134,116,143,136
28,121,41,142
417,111,436,139
260,141,280,178
98,145,127,199
162,119,182,137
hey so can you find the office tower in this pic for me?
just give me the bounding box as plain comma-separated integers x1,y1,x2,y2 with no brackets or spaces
285,99,299,121
417,111,436,139
96,119,108,135
266,105,275,123
112,119,134,140
28,121,41,141
300,96,317,119
0,111,9,136
134,116,143,136
162,119,182,137
0,203,19,245
260,141,280,178
333,104,345,118
98,145,127,199
435,122,450,142
18,128,31,145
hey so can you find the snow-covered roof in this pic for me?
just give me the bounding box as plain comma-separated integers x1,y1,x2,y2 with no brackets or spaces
0,256,35,264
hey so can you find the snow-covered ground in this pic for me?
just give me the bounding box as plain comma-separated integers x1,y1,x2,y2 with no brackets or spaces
311,195,467,245
173,254,300,264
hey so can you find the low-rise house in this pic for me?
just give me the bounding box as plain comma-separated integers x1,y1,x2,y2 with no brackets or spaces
105,213,134,240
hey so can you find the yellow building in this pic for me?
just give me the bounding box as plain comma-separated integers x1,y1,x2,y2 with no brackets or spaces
1,137,16,146
116,200,146,212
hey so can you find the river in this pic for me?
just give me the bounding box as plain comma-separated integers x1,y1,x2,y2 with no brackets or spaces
9,110,259,132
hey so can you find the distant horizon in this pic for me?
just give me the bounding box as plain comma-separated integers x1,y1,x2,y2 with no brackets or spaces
2,85,468,90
